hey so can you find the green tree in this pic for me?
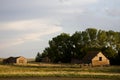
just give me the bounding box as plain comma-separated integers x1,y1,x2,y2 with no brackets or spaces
40,28,120,65
45,33,71,63
86,28,97,41
35,52,42,62
70,31,85,59
85,28,98,48
97,30,107,47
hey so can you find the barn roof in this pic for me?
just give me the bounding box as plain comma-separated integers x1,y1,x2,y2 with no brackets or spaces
3,56,27,64
8,56,20,59
6,56,25,60
82,51,101,63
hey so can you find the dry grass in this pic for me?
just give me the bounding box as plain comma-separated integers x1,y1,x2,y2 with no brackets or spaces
0,77,114,80
0,63,120,79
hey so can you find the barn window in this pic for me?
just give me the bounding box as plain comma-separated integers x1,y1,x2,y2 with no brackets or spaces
99,57,102,61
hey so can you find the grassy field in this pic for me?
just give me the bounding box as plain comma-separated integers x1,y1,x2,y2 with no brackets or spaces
0,77,114,80
0,63,120,80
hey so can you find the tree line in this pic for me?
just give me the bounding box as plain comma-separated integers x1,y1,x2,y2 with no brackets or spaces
36,28,120,65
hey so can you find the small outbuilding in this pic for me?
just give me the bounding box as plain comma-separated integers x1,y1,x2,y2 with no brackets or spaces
41,57,51,63
82,51,110,66
3,56,27,64
71,58,81,64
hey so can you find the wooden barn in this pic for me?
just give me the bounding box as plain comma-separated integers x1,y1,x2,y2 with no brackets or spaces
82,51,110,66
71,58,80,64
3,56,27,64
41,57,51,63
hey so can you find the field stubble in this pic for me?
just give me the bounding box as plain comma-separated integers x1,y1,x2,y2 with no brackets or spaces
0,63,120,80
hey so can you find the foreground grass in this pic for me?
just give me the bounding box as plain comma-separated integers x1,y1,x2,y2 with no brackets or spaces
0,63,120,79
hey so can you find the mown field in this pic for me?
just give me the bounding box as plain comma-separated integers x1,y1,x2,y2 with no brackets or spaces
0,63,120,80
0,77,115,80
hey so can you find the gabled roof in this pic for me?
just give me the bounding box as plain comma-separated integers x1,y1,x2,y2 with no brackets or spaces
6,56,25,60
3,56,27,64
82,51,101,63
8,56,20,59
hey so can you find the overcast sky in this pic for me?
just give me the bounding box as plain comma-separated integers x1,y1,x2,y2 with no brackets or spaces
0,0,120,58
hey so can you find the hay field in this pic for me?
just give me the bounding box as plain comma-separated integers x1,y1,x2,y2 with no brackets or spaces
0,63,120,80
0,77,114,80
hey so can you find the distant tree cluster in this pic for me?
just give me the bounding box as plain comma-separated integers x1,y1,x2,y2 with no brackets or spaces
36,28,120,65
35,52,42,62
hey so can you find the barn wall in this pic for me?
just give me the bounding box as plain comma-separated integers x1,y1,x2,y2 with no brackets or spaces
3,57,16,64
92,52,110,66
16,57,27,64
42,57,50,63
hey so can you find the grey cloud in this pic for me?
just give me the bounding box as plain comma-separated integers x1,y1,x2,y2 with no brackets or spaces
105,8,120,17
0,0,120,58
0,0,60,21
0,0,99,22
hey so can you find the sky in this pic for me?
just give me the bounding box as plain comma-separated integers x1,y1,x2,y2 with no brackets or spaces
0,0,120,58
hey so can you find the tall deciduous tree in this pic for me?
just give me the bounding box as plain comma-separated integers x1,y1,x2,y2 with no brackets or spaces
39,28,120,64
35,52,42,62
97,30,107,47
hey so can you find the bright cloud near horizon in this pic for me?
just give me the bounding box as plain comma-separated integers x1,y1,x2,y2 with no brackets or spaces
0,0,120,58
0,19,62,49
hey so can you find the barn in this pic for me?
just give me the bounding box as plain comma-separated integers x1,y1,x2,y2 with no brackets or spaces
41,57,51,63
3,56,27,64
82,51,110,66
